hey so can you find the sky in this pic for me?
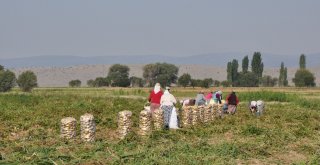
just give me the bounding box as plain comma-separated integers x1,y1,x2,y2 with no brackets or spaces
1,0,320,59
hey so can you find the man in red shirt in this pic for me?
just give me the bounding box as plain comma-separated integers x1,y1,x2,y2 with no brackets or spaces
148,83,163,114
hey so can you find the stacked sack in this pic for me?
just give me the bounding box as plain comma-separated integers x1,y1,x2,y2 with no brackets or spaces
152,109,164,130
117,110,133,139
191,106,200,126
199,106,205,123
139,110,152,135
80,113,96,142
60,117,77,140
181,106,192,127
203,106,212,123
217,104,224,117
212,104,222,117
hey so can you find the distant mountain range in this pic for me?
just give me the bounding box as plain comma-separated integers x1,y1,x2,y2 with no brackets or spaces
1,53,320,68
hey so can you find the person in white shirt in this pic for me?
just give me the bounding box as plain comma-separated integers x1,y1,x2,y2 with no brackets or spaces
160,87,177,129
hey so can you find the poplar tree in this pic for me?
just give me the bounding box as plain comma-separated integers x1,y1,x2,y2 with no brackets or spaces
251,52,264,80
278,62,288,86
227,62,232,82
242,55,249,73
299,54,306,69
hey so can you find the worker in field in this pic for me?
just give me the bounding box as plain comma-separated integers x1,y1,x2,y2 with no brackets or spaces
148,83,163,114
195,90,206,106
205,91,213,105
160,86,178,129
213,90,223,104
225,91,239,114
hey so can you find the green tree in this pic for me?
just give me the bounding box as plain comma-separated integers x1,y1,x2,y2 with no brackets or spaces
0,69,16,92
87,79,95,87
142,64,158,87
221,80,231,87
226,59,239,86
299,54,306,69
284,67,288,86
143,63,179,87
69,79,81,87
231,59,239,86
261,75,278,87
201,78,213,88
251,52,264,79
278,62,288,87
190,79,197,88
0,65,4,71
94,77,109,87
178,73,192,87
237,72,259,87
107,64,130,87
130,76,144,87
213,80,220,87
293,69,315,87
227,62,232,82
242,55,249,73
293,55,316,87
17,70,38,92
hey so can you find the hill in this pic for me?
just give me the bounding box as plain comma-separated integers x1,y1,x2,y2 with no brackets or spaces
2,53,320,68
12,64,320,87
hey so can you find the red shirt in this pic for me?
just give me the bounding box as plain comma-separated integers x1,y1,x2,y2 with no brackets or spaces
226,94,239,105
148,90,163,104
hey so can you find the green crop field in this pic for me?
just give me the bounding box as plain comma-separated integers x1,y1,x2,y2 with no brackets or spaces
1,87,320,164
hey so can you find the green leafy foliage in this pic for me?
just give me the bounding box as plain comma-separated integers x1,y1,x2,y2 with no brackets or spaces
299,54,306,69
69,79,81,87
87,77,109,87
129,76,144,87
178,73,191,87
251,52,264,79
0,69,16,92
143,63,179,87
261,75,278,87
237,72,259,87
242,55,249,73
17,70,38,92
293,69,316,87
107,64,130,87
278,62,288,87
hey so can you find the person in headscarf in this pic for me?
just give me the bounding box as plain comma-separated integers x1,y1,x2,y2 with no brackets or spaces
225,91,239,114
205,91,213,105
195,90,206,106
148,83,163,114
160,86,177,129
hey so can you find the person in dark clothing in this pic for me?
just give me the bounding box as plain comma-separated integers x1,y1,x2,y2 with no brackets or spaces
225,91,239,114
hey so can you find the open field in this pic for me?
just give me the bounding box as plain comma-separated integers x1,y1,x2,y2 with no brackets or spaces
1,87,320,164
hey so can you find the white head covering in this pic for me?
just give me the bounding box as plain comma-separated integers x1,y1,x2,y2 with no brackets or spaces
164,90,170,95
154,83,161,94
257,100,264,107
251,101,257,106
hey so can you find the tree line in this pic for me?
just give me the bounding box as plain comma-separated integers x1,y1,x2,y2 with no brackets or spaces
70,53,315,88
0,66,37,92
0,53,316,92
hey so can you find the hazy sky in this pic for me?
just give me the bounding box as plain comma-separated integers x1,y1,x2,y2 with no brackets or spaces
1,0,320,59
